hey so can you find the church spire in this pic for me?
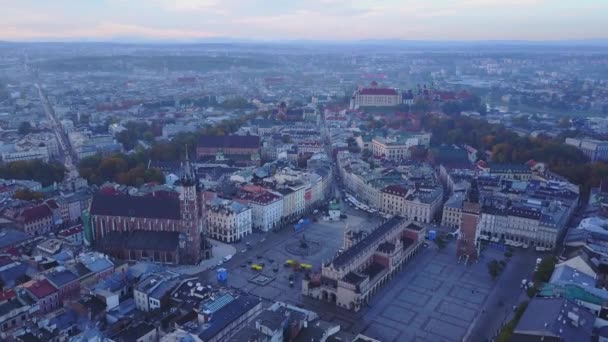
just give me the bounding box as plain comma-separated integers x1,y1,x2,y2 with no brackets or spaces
179,145,196,187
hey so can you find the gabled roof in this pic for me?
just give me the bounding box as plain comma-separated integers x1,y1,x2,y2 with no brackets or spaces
358,88,398,96
90,193,181,220
198,135,260,149
26,279,57,299
46,269,79,288
21,205,53,223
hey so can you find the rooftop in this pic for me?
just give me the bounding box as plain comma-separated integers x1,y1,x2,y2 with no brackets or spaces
46,269,79,288
358,88,399,96
198,135,260,149
332,216,405,269
513,297,593,342
115,322,156,341
26,279,57,299
90,193,181,220
198,295,261,341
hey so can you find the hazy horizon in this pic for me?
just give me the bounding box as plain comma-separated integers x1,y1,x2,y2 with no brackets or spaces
2,0,608,42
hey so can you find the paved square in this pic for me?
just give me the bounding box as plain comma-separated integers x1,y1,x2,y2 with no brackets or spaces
381,305,416,323
424,318,467,339
398,290,431,306
357,243,496,342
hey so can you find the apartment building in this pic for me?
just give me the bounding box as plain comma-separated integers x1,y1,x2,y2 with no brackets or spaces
205,199,252,243
566,137,608,162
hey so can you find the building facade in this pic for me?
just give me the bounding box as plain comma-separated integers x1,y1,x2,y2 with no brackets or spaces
350,82,402,109
205,199,252,243
90,159,205,264
566,137,608,162
380,185,443,224
302,217,426,312
371,133,431,161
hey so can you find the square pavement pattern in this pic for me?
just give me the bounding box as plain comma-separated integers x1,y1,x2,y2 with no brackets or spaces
359,246,494,342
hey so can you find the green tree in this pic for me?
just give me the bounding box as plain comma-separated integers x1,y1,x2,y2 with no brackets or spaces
18,121,32,135
13,189,45,201
0,160,65,186
534,256,556,283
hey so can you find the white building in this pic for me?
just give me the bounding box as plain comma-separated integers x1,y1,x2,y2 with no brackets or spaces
372,133,431,161
350,82,402,109
380,184,443,224
236,189,284,232
565,137,608,162
1,147,49,163
133,271,179,312
205,199,252,243
273,183,306,222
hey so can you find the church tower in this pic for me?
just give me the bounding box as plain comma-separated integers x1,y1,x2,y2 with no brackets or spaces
458,180,481,264
177,150,202,264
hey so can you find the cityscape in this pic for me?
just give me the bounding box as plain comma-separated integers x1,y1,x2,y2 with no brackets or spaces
1,2,608,342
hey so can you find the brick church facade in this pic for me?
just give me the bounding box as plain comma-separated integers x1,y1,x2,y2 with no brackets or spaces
90,157,210,265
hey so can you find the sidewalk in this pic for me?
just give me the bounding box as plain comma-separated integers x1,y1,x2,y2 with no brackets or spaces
171,239,237,276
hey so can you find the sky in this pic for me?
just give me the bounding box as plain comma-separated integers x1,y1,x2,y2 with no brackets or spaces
1,0,607,42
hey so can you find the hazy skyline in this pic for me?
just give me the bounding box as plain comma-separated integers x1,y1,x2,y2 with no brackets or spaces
2,0,608,42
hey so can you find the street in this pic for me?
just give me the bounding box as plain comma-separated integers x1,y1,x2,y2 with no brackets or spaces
35,83,79,179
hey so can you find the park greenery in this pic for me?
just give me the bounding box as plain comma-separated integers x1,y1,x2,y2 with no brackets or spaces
78,153,165,187
0,160,66,186
13,189,46,201
115,121,159,151
79,112,261,186
421,114,608,198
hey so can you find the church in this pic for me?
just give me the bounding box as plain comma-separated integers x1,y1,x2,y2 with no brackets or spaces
89,156,210,265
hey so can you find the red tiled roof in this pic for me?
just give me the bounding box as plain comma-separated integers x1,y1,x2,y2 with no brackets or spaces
236,190,281,205
21,205,52,224
26,279,57,299
382,185,409,197
359,88,398,96
476,160,489,169
45,200,59,210
59,225,83,237
0,290,16,302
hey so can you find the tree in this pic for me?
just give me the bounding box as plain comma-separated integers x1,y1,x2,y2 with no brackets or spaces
18,121,32,135
441,101,462,115
0,160,65,186
488,259,502,280
534,256,556,283
13,189,45,201
558,117,571,128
